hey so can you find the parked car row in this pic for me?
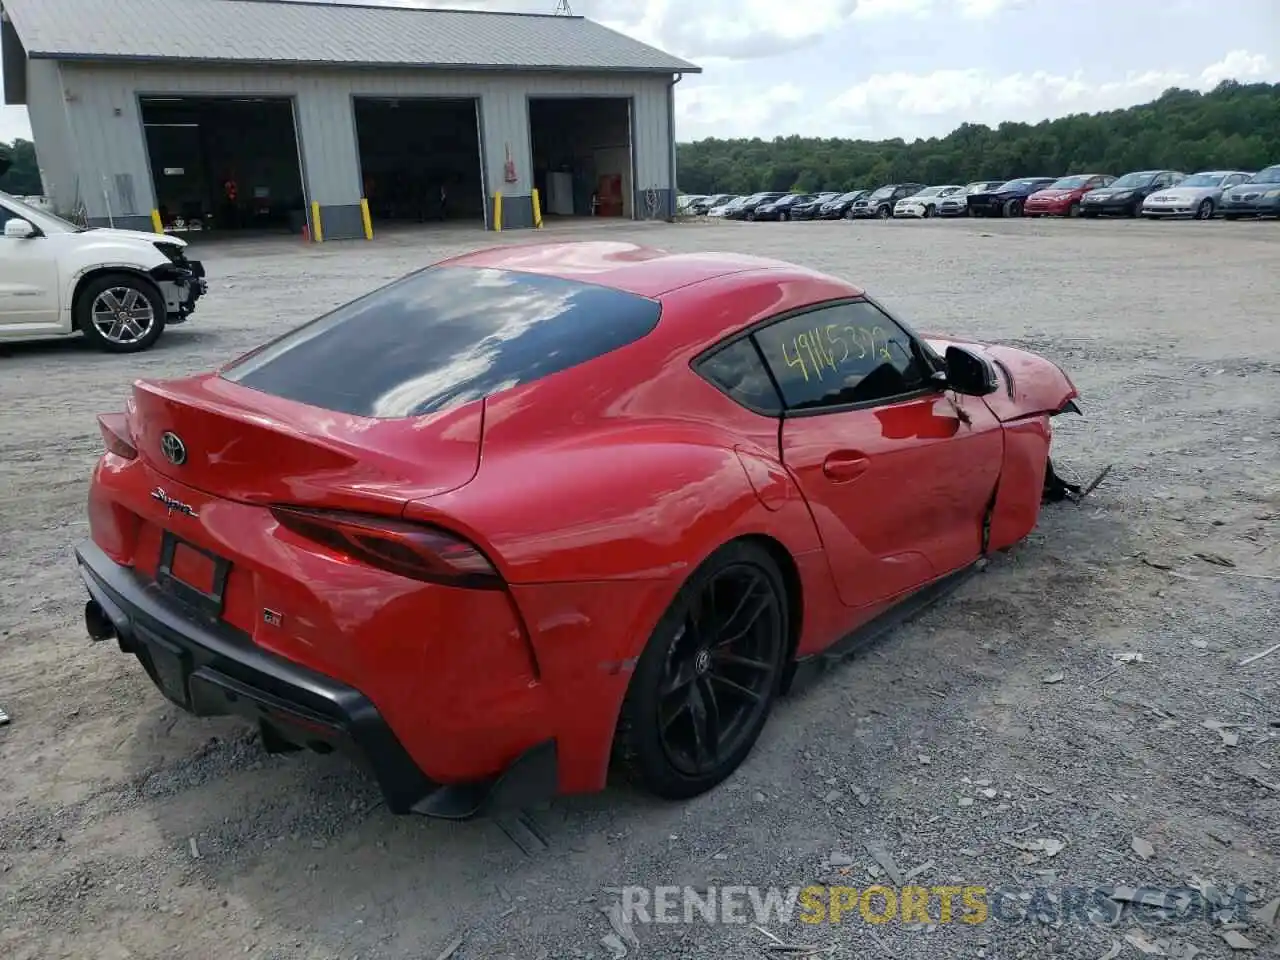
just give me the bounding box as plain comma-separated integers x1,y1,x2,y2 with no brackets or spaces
679,163,1280,223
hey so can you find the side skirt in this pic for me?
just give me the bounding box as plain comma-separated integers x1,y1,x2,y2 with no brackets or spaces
782,559,986,696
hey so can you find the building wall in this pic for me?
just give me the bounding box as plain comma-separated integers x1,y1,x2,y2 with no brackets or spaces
45,61,677,237
24,59,76,217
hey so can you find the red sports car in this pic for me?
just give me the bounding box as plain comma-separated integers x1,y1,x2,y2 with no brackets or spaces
1023,173,1116,217
78,241,1089,819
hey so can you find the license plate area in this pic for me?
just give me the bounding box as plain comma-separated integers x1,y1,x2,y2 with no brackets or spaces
157,532,229,620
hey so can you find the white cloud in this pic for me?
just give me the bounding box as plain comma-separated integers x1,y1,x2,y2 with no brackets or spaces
1200,49,1273,86
677,50,1277,141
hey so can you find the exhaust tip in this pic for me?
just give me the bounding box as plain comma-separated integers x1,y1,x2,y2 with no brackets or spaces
85,599,116,642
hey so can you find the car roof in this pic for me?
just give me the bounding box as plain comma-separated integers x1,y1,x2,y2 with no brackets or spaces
442,241,865,300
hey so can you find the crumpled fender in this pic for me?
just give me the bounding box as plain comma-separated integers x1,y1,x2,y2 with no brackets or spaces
925,338,1079,422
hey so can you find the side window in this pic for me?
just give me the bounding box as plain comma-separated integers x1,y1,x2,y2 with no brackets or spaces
752,301,930,413
696,337,784,415
0,205,16,229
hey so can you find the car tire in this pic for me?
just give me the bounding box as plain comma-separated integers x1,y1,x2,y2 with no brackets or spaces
611,540,790,800
877,205,891,219
1223,213,1240,221
75,272,168,354
1004,199,1022,217
746,210,756,221
1067,202,1081,218
1196,199,1214,220
843,208,855,220
922,205,933,219
779,211,789,222
1130,202,1143,218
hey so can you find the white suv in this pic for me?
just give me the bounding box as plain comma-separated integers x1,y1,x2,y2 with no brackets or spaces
0,191,207,353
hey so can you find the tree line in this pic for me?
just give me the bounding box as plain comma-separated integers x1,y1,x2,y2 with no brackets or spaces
0,138,42,195
4,81,1277,199
675,81,1280,196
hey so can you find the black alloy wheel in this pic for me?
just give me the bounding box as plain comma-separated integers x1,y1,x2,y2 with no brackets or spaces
612,542,788,799
1196,198,1214,220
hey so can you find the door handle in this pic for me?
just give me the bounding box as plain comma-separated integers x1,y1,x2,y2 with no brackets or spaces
822,451,870,482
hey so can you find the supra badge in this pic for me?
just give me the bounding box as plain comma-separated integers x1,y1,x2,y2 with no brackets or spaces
150,487,198,519
160,431,187,466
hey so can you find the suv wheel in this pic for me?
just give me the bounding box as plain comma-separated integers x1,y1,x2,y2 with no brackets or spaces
75,273,167,353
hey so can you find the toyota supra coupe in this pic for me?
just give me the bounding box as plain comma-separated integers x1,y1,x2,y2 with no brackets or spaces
77,240,1089,820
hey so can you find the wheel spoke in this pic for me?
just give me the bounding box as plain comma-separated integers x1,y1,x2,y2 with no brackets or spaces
659,661,698,699
98,291,123,312
687,681,718,767
697,676,723,753
712,580,774,648
121,289,142,311
107,319,125,341
660,696,689,733
712,651,772,672
707,669,763,703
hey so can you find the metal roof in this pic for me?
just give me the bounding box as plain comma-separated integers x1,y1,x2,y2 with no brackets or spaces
0,0,700,74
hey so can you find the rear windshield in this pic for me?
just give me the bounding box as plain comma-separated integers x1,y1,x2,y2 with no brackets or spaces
221,266,662,418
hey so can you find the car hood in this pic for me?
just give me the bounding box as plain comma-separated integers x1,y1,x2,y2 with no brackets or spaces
924,337,1078,422
1030,189,1074,199
1226,183,1276,197
1088,187,1144,199
88,226,188,247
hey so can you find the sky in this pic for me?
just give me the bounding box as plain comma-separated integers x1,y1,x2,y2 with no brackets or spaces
1,0,1277,144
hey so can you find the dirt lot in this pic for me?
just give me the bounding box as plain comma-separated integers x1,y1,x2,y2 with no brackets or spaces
1,215,1278,960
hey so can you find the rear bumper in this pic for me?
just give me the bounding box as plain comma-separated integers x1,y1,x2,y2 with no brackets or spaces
75,539,557,818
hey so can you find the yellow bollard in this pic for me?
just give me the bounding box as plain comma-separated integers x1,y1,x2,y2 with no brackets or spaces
359,198,373,240
532,188,543,229
310,201,323,242
493,192,503,232
150,209,164,234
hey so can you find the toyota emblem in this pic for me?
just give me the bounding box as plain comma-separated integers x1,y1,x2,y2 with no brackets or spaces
160,431,187,466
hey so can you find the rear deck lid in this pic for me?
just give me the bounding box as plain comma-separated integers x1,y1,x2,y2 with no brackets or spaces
132,262,663,509
130,374,484,510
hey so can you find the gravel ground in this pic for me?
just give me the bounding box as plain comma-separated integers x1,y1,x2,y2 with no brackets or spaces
1,215,1278,960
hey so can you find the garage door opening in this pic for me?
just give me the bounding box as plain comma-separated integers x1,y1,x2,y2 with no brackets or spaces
529,97,633,219
354,98,485,226
141,96,306,235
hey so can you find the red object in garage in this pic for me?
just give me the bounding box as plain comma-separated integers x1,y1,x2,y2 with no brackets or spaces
596,174,623,216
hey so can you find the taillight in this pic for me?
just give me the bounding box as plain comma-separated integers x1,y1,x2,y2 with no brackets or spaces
270,506,502,589
98,413,137,459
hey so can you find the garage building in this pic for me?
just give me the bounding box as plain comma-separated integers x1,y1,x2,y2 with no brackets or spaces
0,0,699,238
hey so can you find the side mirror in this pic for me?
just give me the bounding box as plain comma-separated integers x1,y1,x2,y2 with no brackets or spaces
4,218,36,239
943,345,999,397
